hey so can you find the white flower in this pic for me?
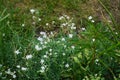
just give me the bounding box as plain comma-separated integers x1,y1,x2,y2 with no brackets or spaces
42,45,47,49
62,53,65,56
40,70,45,73
71,46,75,49
59,16,64,20
40,66,46,73
71,23,75,26
49,49,52,52
46,23,49,26
64,15,70,19
61,38,65,41
21,67,27,71
0,72,2,76
30,9,35,14
49,53,52,55
68,34,73,38
92,38,95,42
71,26,76,30
43,55,47,58
22,24,25,27
66,16,70,20
37,37,43,42
12,74,16,78
88,16,92,20
35,45,42,51
43,35,47,38
54,52,57,55
52,21,55,24
91,20,95,23
5,69,11,74
95,59,99,62
32,16,36,19
0,64,2,67
40,31,46,35
41,66,45,70
65,63,69,68
81,27,86,31
38,18,41,21
46,51,48,54
2,33,5,36
44,41,47,44
26,54,33,59
16,65,20,68
40,59,44,64
14,49,20,55
115,32,118,34
62,23,67,26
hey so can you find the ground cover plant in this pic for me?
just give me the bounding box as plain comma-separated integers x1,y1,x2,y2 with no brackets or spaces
0,0,120,80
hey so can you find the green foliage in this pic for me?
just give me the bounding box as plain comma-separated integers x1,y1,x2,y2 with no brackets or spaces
0,1,120,80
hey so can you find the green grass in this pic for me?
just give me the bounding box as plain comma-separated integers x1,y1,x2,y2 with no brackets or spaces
0,0,120,80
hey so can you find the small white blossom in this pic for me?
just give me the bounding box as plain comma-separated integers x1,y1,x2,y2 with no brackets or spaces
40,59,44,64
32,16,36,19
59,16,64,20
2,33,5,36
81,27,86,31
91,20,95,23
68,34,73,38
95,59,99,62
38,18,41,21
92,38,95,42
46,23,49,26
43,55,47,58
35,45,42,51
40,31,46,35
21,67,27,71
26,54,33,60
115,32,118,34
71,26,76,30
71,23,75,26
44,41,47,44
22,24,25,27
49,53,52,55
61,38,65,41
16,65,20,68
71,46,75,49
88,16,92,20
65,63,69,68
54,52,57,55
30,9,35,14
52,21,55,24
14,49,20,55
62,53,65,56
42,45,47,49
0,72,2,76
26,55,33,59
5,69,11,74
66,16,70,20
41,66,45,70
40,70,44,73
46,51,48,54
12,75,16,78
37,37,43,42
49,49,52,52
0,64,2,67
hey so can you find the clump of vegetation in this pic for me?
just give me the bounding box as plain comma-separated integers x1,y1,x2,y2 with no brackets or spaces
0,0,120,80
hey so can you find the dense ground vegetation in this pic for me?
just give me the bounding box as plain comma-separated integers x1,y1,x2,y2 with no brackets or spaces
0,0,120,80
